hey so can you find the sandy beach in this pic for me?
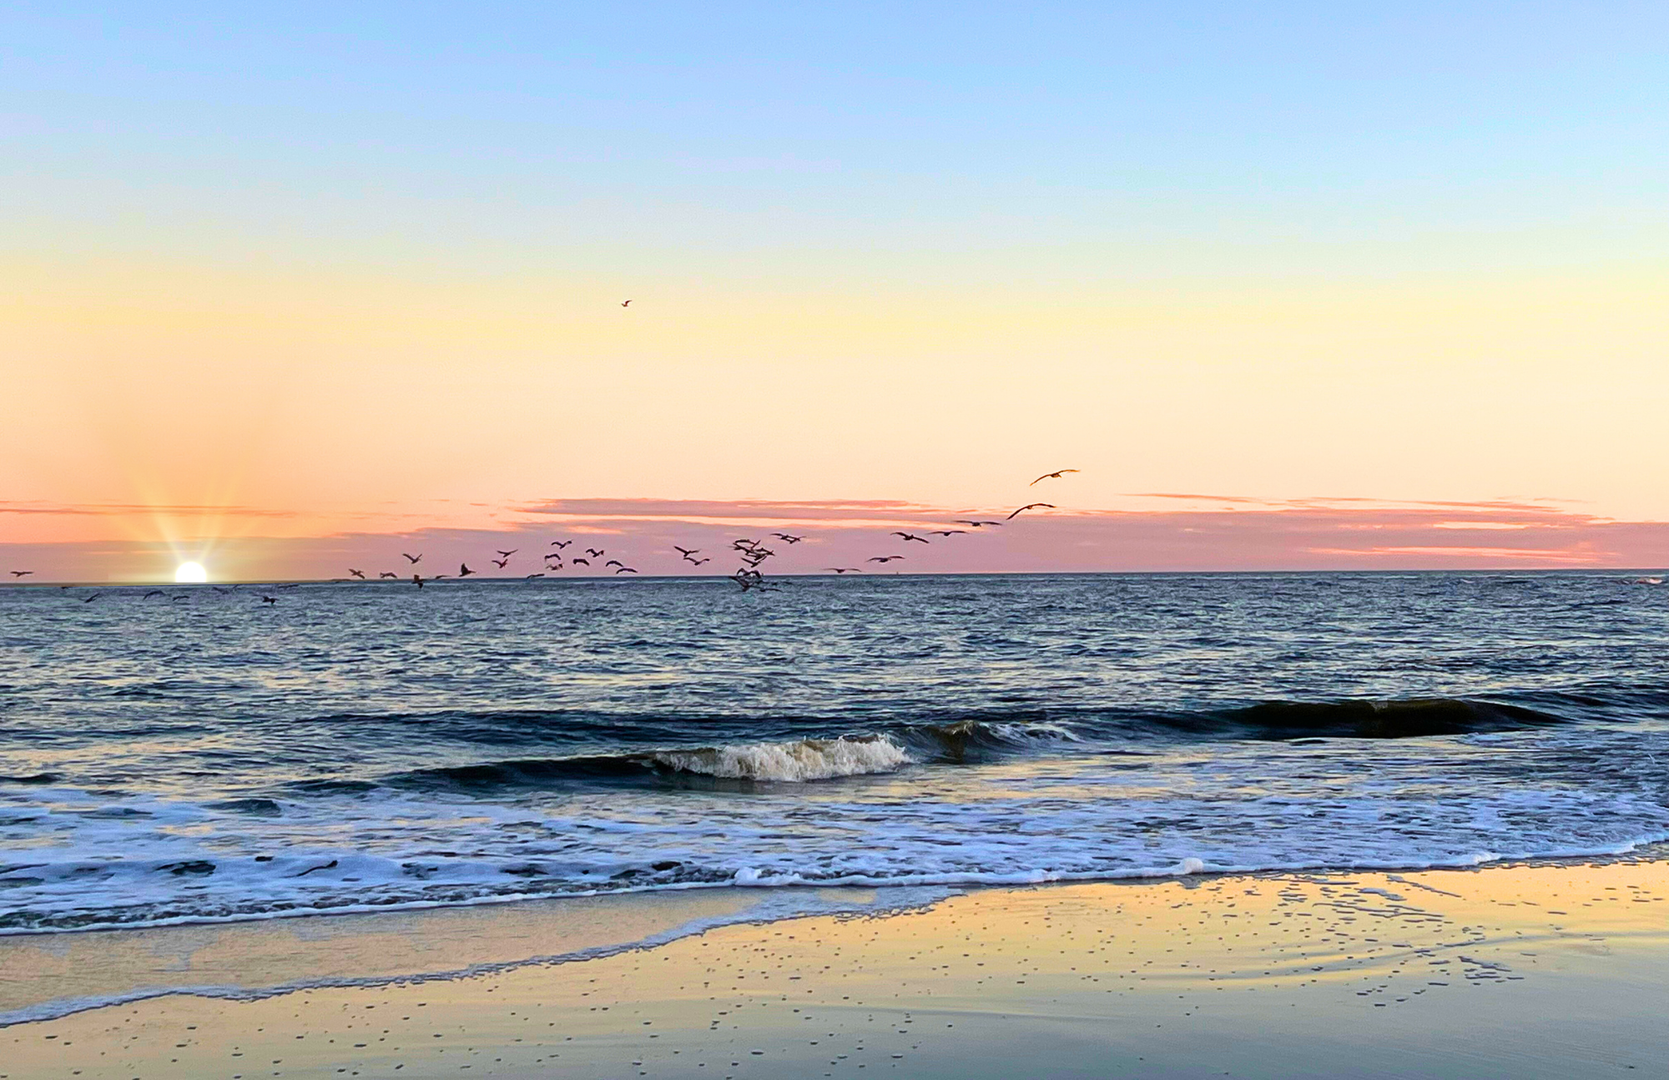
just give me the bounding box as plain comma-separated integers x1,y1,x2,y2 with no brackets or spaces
4,856,1664,1079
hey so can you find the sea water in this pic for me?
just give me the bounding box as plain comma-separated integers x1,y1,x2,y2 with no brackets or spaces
1,571,1666,933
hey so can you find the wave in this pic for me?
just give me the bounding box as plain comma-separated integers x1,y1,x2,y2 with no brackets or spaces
648,736,910,781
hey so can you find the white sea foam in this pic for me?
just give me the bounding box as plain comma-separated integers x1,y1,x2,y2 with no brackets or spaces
649,736,911,781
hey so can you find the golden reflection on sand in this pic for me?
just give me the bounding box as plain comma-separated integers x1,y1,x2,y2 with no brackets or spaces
4,861,1665,1079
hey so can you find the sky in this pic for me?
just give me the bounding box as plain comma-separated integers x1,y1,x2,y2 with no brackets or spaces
4,2,1668,580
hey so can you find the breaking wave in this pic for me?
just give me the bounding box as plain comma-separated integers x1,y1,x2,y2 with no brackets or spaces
648,736,910,781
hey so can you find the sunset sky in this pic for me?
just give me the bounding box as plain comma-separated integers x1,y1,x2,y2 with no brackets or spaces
5,3,1668,580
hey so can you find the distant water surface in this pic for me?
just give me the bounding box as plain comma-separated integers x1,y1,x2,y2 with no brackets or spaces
1,572,1666,933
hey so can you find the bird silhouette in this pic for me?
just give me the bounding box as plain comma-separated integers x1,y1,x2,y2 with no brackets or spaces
144,589,165,598
402,553,423,564
492,558,510,569
614,567,638,574
81,592,101,603
572,558,590,566
1008,503,1055,519
674,545,699,557
605,560,624,568
892,532,929,544
260,595,277,605
412,574,424,588
9,570,32,578
348,569,366,579
586,548,605,558
379,571,399,579
525,573,546,579
772,533,803,544
621,299,632,307
458,563,476,577
496,549,517,558
1029,469,1079,486
826,567,863,574
955,520,1005,528
929,530,966,537
688,557,710,566
550,540,572,549
868,555,905,563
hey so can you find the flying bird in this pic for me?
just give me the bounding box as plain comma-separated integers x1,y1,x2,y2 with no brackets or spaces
550,540,572,549
614,567,638,574
260,595,277,605
458,563,476,577
929,530,967,537
495,549,518,558
348,569,366,579
1007,503,1055,519
492,558,510,569
892,532,929,544
687,557,710,566
605,560,624,568
81,592,102,603
402,553,423,564
1029,469,1080,486
772,533,803,544
586,548,605,558
572,558,590,566
412,574,424,588
379,572,399,579
525,573,546,579
144,589,165,598
825,567,863,574
9,570,32,578
868,555,905,563
674,545,699,557
955,520,1004,528
621,299,631,307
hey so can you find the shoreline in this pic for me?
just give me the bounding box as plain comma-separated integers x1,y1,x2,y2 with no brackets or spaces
6,856,1666,1077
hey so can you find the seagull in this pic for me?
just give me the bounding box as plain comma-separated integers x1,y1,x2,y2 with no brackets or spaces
412,574,424,588
260,595,277,605
458,563,476,577
8,570,32,578
144,589,165,598
572,558,590,566
379,571,399,579
495,549,517,559
687,557,710,566
586,548,605,558
1029,469,1080,486
772,533,803,544
605,560,624,568
492,558,510,569
432,574,451,581
621,299,632,307
929,530,967,537
955,520,1005,528
1008,503,1055,519
550,540,572,549
825,567,863,574
674,546,699,557
402,553,423,564
81,592,102,603
525,573,546,579
892,532,929,544
614,567,638,574
348,569,366,579
868,555,905,563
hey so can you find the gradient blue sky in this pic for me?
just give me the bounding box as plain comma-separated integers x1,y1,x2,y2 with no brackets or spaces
4,3,1668,579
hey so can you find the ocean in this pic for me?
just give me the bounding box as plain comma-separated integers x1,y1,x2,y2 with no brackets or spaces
2,571,1666,934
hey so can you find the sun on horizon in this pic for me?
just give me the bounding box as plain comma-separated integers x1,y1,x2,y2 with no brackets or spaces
174,562,208,584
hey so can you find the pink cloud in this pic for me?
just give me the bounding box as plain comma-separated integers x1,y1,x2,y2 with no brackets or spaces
4,498,1667,582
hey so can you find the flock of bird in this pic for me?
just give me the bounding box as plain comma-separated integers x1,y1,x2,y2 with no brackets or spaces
326,470,1078,595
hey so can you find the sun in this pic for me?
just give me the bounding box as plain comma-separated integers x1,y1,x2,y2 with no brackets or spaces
175,562,208,584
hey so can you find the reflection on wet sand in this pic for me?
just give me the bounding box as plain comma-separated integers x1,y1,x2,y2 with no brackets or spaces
5,859,1666,1078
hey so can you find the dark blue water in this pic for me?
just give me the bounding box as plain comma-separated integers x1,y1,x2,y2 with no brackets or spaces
2,572,1667,933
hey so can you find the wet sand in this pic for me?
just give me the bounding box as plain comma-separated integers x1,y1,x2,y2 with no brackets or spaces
3,859,1665,1079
